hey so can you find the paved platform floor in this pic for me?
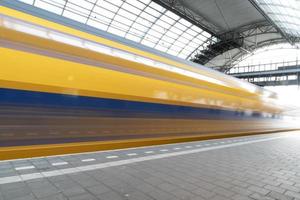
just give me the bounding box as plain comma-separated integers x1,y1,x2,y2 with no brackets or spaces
0,131,300,200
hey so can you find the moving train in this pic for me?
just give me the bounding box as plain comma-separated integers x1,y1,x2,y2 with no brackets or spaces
0,6,298,158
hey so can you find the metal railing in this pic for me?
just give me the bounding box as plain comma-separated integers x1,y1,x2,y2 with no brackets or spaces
227,59,300,74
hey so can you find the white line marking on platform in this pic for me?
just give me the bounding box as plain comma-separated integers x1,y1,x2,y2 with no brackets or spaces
15,166,35,171
195,145,202,147
127,153,138,156
185,146,192,148
0,136,286,185
20,173,43,181
160,149,168,152
106,155,118,159
145,151,154,154
52,162,68,166
173,147,181,150
81,158,96,162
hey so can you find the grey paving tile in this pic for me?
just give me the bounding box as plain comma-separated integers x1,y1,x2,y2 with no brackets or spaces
0,169,17,177
121,191,154,200
285,191,300,199
280,183,300,192
189,196,206,200
0,182,27,191
31,185,60,199
68,193,98,200
148,189,175,200
86,184,111,196
250,192,275,200
156,182,178,192
97,191,124,200
248,185,270,195
177,181,198,191
135,183,156,193
39,193,68,200
267,191,293,200
264,184,286,194
52,179,77,189
230,186,253,196
210,194,229,200
276,179,294,186
247,179,266,187
10,194,37,200
192,187,215,199
212,186,236,197
61,186,86,197
2,186,32,200
231,194,253,200
26,179,53,189
194,181,217,190
74,178,99,187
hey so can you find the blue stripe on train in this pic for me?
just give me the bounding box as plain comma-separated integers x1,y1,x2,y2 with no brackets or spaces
0,87,264,119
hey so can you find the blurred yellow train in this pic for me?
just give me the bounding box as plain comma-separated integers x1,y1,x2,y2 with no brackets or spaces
0,6,298,156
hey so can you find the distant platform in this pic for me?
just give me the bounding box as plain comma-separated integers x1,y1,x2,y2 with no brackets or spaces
0,131,299,200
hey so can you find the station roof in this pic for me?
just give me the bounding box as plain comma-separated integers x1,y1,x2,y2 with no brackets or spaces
159,0,300,70
176,0,265,33
13,0,300,70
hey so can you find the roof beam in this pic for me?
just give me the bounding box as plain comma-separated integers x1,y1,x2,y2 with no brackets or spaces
194,22,285,70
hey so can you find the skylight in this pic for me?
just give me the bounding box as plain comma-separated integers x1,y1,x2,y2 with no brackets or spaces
252,0,300,38
17,0,212,59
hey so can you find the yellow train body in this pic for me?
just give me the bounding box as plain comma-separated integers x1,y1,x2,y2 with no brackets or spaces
0,6,298,159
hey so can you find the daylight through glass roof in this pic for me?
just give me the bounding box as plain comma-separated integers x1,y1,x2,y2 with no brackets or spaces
17,0,211,59
253,0,300,38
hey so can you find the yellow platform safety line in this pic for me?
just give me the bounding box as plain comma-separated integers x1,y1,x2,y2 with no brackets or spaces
0,129,297,161
0,5,260,94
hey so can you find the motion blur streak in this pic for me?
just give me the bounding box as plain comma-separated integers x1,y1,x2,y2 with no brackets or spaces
0,6,299,156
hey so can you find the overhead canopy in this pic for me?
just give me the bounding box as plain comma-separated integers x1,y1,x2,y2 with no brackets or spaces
178,0,265,33
155,0,299,69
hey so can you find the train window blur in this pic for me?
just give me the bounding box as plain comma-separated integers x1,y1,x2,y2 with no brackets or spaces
48,32,84,48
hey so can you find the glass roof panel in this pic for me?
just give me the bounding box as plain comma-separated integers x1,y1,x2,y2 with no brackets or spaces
63,10,87,23
34,0,64,15
107,26,126,37
128,0,146,10
65,0,93,16
109,0,123,7
86,18,108,31
125,33,140,42
18,0,34,4
253,0,300,38
19,0,213,60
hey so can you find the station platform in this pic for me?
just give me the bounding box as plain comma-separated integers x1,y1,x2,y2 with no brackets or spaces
0,131,300,200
